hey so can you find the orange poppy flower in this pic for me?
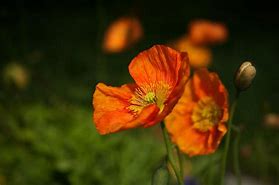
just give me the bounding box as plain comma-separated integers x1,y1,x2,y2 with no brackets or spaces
188,20,228,45
103,17,143,53
173,35,212,68
165,68,229,156
93,45,190,135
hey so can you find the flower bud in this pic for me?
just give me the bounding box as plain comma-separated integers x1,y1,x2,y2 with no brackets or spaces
234,61,256,91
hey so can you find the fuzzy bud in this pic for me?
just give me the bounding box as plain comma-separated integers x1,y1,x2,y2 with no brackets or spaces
234,61,256,91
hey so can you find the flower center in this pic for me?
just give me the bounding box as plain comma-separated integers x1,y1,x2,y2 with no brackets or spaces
192,97,221,132
144,92,156,103
128,82,171,114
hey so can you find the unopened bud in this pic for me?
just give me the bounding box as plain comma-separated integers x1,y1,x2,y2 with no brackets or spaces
234,61,256,91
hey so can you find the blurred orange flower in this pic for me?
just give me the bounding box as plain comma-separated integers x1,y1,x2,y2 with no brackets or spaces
188,20,228,45
103,17,143,53
93,45,190,135
165,68,229,156
264,113,279,128
173,35,212,68
3,62,30,89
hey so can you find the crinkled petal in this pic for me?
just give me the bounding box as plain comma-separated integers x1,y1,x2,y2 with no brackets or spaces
129,45,189,91
93,83,160,134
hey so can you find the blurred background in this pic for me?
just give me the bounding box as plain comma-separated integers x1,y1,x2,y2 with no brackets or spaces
0,0,279,185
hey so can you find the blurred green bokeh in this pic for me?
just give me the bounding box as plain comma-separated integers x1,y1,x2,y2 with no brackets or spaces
0,0,279,185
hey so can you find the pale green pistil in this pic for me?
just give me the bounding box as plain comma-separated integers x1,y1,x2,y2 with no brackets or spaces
144,92,156,103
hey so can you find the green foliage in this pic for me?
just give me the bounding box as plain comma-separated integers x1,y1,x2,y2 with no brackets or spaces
0,103,164,185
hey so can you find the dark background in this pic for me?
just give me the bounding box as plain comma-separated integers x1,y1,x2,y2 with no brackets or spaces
0,0,279,185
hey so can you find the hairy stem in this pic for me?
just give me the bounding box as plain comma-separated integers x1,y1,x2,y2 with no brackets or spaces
160,122,184,185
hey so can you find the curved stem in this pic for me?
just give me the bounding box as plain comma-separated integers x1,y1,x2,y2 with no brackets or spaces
220,92,239,185
233,129,242,185
160,122,184,185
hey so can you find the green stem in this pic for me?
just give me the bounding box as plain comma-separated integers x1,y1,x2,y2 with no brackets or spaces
233,130,242,185
220,92,239,185
176,146,184,180
160,122,184,185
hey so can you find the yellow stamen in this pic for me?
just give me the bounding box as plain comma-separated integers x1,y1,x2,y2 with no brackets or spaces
192,97,221,132
128,82,171,114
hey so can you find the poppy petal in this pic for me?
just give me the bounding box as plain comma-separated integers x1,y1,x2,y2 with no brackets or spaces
176,127,210,156
165,80,196,142
93,83,135,134
177,125,226,156
129,45,189,91
93,83,160,134
208,123,227,149
193,68,228,107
